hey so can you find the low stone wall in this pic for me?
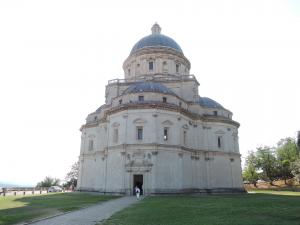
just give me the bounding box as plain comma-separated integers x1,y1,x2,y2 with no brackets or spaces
0,188,72,197
1,190,48,196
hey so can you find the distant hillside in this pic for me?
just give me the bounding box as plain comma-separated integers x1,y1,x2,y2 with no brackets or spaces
0,182,22,188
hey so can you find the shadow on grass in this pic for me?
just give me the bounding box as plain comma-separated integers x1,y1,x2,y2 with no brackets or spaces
0,193,117,225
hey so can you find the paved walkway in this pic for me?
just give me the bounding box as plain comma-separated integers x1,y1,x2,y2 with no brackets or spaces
28,196,138,225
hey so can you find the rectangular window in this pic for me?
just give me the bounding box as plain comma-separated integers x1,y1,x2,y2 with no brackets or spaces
218,136,222,148
162,97,167,103
88,139,94,151
213,111,218,116
137,127,143,140
113,129,118,143
183,130,187,145
138,96,144,102
119,99,122,105
164,127,168,141
149,61,154,70
176,63,180,73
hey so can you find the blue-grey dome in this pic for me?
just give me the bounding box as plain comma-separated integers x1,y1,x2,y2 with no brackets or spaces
130,23,183,54
124,82,175,95
131,34,183,54
197,97,224,109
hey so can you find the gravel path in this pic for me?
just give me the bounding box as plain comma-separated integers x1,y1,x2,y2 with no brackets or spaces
28,196,138,225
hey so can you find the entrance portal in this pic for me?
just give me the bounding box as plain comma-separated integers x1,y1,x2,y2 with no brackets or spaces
133,174,143,195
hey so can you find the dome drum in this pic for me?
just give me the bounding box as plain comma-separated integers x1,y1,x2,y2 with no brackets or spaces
123,48,190,78
123,24,190,78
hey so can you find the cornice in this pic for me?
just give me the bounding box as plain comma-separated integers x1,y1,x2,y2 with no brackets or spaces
105,102,240,127
80,143,241,157
80,102,240,130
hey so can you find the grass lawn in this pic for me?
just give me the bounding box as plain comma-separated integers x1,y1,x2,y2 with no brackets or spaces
101,191,300,225
0,192,118,225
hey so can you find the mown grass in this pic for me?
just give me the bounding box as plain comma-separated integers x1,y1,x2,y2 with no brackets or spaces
0,192,118,225
101,191,300,225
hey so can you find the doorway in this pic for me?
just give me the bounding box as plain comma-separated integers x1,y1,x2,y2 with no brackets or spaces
133,174,143,195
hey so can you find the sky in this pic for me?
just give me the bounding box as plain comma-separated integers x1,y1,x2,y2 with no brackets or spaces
0,0,299,186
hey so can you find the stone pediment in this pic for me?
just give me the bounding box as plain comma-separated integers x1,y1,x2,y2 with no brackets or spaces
133,118,147,124
215,129,225,134
182,124,189,129
112,122,120,127
162,120,173,126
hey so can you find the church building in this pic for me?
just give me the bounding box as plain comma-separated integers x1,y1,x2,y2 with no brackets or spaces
77,23,244,194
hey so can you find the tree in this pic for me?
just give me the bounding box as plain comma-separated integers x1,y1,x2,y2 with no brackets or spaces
243,151,259,187
276,138,298,184
255,146,279,185
36,176,60,188
242,137,300,186
291,159,300,182
64,161,79,189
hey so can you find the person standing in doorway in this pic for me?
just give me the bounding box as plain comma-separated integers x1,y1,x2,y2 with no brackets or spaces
135,186,140,199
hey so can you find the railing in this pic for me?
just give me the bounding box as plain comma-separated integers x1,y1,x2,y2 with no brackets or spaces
107,74,197,85
108,78,127,84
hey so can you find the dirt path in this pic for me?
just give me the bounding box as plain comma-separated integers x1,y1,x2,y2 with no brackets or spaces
27,196,138,225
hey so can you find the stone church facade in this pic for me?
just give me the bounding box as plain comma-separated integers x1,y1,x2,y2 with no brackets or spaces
77,24,244,195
